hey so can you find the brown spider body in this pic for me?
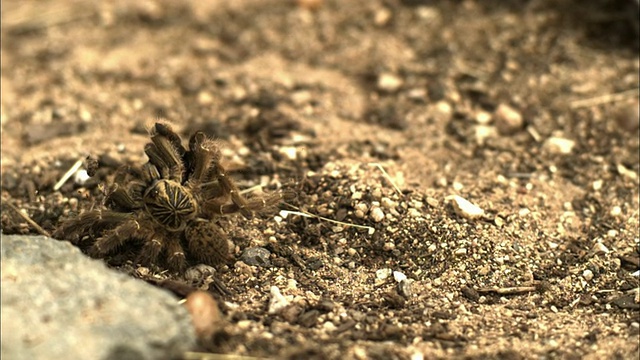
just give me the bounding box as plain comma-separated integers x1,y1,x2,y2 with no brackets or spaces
143,179,198,231
54,122,289,273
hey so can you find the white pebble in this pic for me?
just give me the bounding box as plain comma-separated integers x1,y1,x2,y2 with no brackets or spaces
393,271,407,282
494,104,523,135
582,269,594,281
268,286,289,314
377,73,403,92
447,195,484,219
610,206,622,217
74,169,91,185
543,137,575,154
454,248,468,256
408,208,422,218
370,207,385,222
381,197,397,209
376,268,392,280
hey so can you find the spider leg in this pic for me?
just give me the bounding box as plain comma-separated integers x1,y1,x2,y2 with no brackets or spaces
140,163,162,183
150,123,185,182
144,143,171,179
213,164,253,218
187,131,222,184
136,233,164,268
88,219,141,257
105,184,140,212
152,122,187,156
184,220,231,266
165,237,187,272
53,210,132,245
205,190,290,218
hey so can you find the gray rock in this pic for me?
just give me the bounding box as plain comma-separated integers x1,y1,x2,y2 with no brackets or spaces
1,235,196,360
240,246,272,267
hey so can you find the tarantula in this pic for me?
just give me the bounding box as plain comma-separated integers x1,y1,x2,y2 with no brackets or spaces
54,122,288,273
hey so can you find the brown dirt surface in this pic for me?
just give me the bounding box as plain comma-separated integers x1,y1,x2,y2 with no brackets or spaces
2,0,639,359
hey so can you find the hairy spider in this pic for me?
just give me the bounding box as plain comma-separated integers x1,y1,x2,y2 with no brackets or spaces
54,122,289,273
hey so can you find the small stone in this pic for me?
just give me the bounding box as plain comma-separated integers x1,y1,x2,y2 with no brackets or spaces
183,264,216,283
543,137,575,154
376,268,392,280
197,91,214,105
582,269,594,281
617,163,638,181
184,291,223,340
377,73,403,93
407,208,422,218
592,180,603,191
74,169,91,185
291,90,312,105
610,206,622,217
593,242,609,255
397,279,413,298
475,110,492,125
614,100,639,131
393,271,407,282
374,8,392,26
454,248,468,256
381,197,397,209
447,195,484,219
494,104,523,135
240,247,271,267
474,124,498,144
370,207,385,222
278,146,298,160
268,286,290,315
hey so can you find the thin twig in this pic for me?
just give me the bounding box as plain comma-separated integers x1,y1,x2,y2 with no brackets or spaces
570,88,639,109
5,201,51,237
281,203,375,234
369,163,403,196
54,158,83,191
476,286,537,295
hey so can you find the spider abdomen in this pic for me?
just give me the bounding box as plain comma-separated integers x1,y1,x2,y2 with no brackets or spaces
144,179,197,230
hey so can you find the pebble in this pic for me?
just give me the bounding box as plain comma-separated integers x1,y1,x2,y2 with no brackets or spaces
474,124,498,144
73,169,91,185
240,247,272,267
376,268,392,280
543,137,575,154
582,269,594,281
381,197,397,209
1,235,195,360
614,100,639,131
407,208,422,218
475,110,492,125
610,206,622,217
268,286,290,314
377,73,403,92
374,8,392,26
393,271,407,282
454,248,468,256
397,279,413,298
184,291,223,340
447,195,484,219
370,207,385,222
494,104,523,134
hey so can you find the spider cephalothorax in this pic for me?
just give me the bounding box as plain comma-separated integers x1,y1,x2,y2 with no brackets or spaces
54,122,289,273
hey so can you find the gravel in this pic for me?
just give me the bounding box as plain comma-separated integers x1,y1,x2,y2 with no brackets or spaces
1,235,195,360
